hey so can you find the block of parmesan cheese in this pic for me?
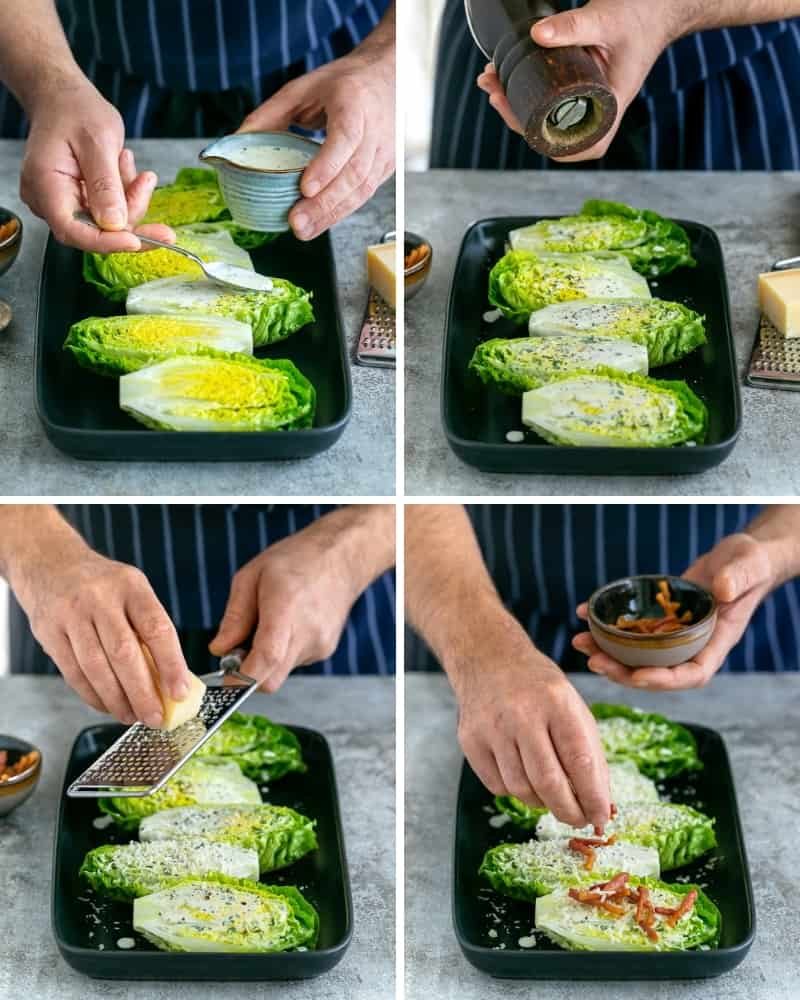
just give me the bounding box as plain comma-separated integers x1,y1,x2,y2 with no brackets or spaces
367,242,397,309
758,268,800,337
141,642,206,731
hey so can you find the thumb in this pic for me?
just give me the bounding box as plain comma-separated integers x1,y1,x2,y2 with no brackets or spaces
532,8,605,48
209,571,258,655
236,81,302,134
77,137,129,231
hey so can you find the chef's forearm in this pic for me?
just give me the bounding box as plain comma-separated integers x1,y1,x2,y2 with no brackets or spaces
0,0,86,114
309,505,395,596
0,505,87,591
744,505,800,588
680,1,800,34
353,1,395,64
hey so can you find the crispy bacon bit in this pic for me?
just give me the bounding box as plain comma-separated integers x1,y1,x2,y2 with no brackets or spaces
569,834,618,872
610,802,618,820
0,748,39,783
615,580,694,635
664,890,697,928
634,885,660,943
600,900,626,917
591,872,629,896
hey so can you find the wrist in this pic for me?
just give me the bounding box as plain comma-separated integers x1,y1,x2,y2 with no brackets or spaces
311,505,395,598
20,63,89,119
0,507,88,597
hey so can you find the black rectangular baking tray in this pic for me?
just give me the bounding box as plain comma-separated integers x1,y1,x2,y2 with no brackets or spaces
442,217,741,475
35,232,351,460
53,722,352,980
454,722,754,979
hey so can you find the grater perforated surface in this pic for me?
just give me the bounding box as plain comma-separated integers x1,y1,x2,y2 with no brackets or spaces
356,287,396,367
67,672,256,798
747,257,800,389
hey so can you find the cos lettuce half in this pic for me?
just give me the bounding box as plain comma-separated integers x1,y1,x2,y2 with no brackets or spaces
537,801,716,871
79,838,260,901
196,712,306,781
480,838,660,902
496,760,659,829
535,877,720,951
489,250,651,324
527,298,706,368
521,369,707,448
469,334,648,393
142,167,276,251
84,222,254,302
509,200,696,277
119,354,315,432
64,314,253,376
98,758,261,831
140,804,317,873
133,874,319,953
592,703,702,780
127,275,314,348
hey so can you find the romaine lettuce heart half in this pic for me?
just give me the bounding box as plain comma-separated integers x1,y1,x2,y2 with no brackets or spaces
509,200,696,277
495,760,659,828
469,334,648,394
489,250,651,323
79,837,260,901
536,801,716,871
480,838,660,902
127,275,314,348
133,874,319,953
195,711,306,781
521,368,707,448
119,354,315,432
527,298,706,368
84,222,254,302
139,804,317,873
98,758,261,831
535,877,720,951
64,314,253,376
142,167,277,250
592,703,702,779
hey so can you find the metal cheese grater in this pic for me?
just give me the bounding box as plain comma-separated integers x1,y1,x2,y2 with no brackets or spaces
356,286,396,367
67,649,258,798
747,256,800,389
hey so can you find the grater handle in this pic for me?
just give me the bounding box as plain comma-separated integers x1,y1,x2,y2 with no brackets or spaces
220,647,247,672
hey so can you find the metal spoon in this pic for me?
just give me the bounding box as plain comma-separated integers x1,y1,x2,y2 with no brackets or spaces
72,211,273,293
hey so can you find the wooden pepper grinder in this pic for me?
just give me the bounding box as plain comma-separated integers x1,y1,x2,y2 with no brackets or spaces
464,0,617,158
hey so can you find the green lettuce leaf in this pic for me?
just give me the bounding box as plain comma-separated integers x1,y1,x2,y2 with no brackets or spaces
79,838,260,901
139,804,317,873
469,334,648,394
98,758,261,831
127,275,314,348
527,298,706,368
521,368,708,448
480,838,660,902
119,354,316,432
195,712,306,781
535,877,720,951
84,222,254,302
488,250,651,323
537,801,716,871
133,874,319,953
64,314,253,376
581,200,696,276
592,703,702,779
493,797,547,830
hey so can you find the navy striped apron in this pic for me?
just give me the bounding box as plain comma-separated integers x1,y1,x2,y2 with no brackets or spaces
407,504,800,674
11,504,395,678
0,0,390,138
431,0,800,169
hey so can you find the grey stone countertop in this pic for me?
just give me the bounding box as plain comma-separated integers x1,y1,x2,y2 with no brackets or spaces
405,170,800,496
0,675,395,1000
0,139,395,496
405,672,799,1000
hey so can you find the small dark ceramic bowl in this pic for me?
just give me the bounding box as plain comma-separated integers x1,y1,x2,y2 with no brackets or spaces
401,230,432,300
0,207,22,278
587,575,717,668
0,735,42,817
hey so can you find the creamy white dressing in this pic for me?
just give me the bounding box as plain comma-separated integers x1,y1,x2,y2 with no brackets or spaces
518,935,536,949
228,145,311,170
489,813,511,829
116,938,136,950
505,430,525,443
204,262,274,292
92,815,113,830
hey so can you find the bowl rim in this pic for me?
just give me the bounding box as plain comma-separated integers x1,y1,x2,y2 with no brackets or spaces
403,230,432,277
199,130,320,175
587,573,717,642
0,208,22,251
0,737,42,786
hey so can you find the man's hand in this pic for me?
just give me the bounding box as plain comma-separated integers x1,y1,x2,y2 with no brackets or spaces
450,608,612,832
476,0,679,161
237,33,394,240
20,77,175,252
209,506,394,692
572,533,778,689
6,515,191,726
